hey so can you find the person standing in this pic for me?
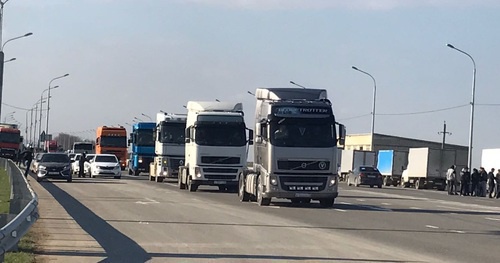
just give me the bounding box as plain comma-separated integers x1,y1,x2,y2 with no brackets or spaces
487,168,496,198
495,169,500,199
446,165,456,195
21,147,34,177
460,167,471,196
479,167,488,197
78,152,87,178
471,168,480,197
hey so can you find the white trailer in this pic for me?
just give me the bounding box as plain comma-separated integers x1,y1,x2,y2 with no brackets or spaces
340,150,376,181
401,147,467,190
377,150,408,187
481,149,500,171
178,101,249,192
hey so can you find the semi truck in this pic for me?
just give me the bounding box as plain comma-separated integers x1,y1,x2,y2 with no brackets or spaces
149,113,187,182
95,126,128,169
45,140,58,152
72,141,95,154
128,122,155,176
340,150,376,181
239,88,345,207
178,101,249,192
481,148,500,171
377,150,408,187
0,123,22,160
401,147,467,190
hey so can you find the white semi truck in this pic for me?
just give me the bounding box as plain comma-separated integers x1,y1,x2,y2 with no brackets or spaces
149,113,187,182
239,88,345,207
178,101,250,192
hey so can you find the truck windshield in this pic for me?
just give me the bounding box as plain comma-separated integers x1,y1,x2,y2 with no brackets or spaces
0,133,20,143
270,118,336,148
195,124,246,147
100,136,127,147
159,123,185,144
74,144,93,151
136,130,154,146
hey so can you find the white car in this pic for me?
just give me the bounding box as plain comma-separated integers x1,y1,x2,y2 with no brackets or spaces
84,154,96,176
72,153,95,177
89,154,122,179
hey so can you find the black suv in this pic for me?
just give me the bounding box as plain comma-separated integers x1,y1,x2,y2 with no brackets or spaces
36,153,72,182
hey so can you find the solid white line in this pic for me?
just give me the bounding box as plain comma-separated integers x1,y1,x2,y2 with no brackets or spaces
425,225,439,229
334,209,347,212
339,202,352,205
485,217,500,221
356,199,366,202
450,230,466,234
381,203,391,206
409,206,422,210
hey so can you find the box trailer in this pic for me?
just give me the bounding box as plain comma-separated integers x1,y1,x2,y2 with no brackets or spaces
340,150,376,181
377,150,408,187
481,149,500,171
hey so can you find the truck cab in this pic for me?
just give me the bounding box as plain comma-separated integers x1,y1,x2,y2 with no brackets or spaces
95,126,128,169
128,122,155,176
239,88,345,207
179,101,251,192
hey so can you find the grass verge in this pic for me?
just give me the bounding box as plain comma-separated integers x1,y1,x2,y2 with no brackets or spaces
0,168,10,214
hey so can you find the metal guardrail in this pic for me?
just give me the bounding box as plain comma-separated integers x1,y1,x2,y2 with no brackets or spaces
0,158,39,261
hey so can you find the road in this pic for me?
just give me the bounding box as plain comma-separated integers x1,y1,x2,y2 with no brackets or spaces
31,174,500,263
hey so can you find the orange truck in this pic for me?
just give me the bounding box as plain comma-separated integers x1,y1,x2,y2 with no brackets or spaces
95,126,128,169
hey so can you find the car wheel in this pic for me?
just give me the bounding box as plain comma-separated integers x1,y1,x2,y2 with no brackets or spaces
67,177,72,183
36,177,43,182
370,185,374,188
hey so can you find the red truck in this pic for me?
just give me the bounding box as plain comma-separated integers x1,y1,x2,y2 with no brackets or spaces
45,140,58,152
0,123,22,160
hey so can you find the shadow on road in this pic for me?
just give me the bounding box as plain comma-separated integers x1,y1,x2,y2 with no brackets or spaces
36,177,152,262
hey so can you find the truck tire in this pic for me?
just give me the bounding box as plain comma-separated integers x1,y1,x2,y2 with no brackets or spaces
128,169,133,175
383,177,390,186
187,176,198,192
150,175,155,181
319,198,335,207
178,173,186,189
355,177,360,187
239,175,250,202
134,169,140,176
155,176,164,183
415,179,422,189
257,177,270,206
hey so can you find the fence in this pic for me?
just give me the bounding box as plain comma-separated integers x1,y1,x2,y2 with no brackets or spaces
0,158,39,261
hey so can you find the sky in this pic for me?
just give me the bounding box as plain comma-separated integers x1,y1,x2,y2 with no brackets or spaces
2,0,500,166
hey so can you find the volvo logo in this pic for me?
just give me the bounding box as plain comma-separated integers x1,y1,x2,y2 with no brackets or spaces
179,160,184,166
318,161,327,170
301,163,307,169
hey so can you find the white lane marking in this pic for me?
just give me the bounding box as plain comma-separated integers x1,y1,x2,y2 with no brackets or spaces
450,230,466,234
485,217,500,221
268,206,280,209
409,206,422,210
139,221,149,225
426,225,439,229
135,198,160,205
437,205,499,213
381,202,391,206
334,209,347,212
356,199,366,202
339,202,352,205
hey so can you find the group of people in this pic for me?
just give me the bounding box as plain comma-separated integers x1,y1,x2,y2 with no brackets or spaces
446,165,500,198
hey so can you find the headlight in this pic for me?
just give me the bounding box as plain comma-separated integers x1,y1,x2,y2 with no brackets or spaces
194,167,202,178
63,165,71,170
138,158,143,163
162,159,168,165
39,165,46,170
328,177,337,187
270,176,278,186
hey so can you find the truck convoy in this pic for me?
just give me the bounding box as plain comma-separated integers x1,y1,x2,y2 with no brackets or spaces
72,141,94,154
149,113,187,182
178,101,249,192
340,150,376,181
401,147,467,190
238,88,345,207
0,123,22,160
377,149,408,187
95,126,128,169
128,122,155,176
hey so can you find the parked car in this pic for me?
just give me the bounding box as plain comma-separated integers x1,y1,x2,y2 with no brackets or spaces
89,154,121,179
30,153,45,174
84,154,96,176
71,153,82,175
35,153,72,182
346,166,383,188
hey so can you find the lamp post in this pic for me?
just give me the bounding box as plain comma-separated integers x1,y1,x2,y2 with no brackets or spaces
0,32,33,119
38,86,58,148
352,66,377,151
447,44,476,170
247,91,255,96
31,100,44,145
4,57,14,63
141,113,152,121
45,74,69,142
133,116,144,122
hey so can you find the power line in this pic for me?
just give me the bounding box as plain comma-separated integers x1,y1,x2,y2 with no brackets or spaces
338,114,371,121
476,103,500,106
2,102,30,111
376,104,469,116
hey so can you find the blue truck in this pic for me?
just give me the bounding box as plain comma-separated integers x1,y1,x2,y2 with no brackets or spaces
128,122,155,176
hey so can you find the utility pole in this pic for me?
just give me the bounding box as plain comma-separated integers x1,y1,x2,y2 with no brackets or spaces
438,121,452,150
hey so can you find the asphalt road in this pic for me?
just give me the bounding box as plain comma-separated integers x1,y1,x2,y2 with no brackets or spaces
33,174,500,263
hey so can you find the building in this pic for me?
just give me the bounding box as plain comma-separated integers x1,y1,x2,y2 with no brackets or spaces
345,133,468,153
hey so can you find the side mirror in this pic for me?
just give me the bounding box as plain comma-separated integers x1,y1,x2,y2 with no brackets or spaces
127,139,131,146
185,127,191,143
337,123,346,146
248,129,254,145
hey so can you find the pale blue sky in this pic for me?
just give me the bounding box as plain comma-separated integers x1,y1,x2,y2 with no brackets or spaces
2,0,500,166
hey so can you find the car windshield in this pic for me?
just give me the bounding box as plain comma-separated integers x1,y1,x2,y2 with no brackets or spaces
100,136,127,147
0,132,20,143
195,124,246,147
95,155,118,163
270,118,336,148
85,155,95,161
135,129,154,146
41,154,69,163
159,122,185,144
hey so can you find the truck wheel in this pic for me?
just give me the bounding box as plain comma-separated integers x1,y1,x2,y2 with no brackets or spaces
128,169,133,175
257,177,271,206
383,177,390,186
134,170,140,176
67,177,72,183
150,176,155,181
187,176,198,192
178,173,186,189
36,177,43,182
239,175,250,202
378,184,382,188
415,179,422,189
155,176,164,183
319,198,335,207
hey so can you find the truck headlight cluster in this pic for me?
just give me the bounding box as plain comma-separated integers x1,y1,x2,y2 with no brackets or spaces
270,176,278,186
328,177,337,187
138,157,143,163
194,167,202,178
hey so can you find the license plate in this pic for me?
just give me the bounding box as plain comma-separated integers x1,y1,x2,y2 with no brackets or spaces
49,172,59,175
368,175,375,178
214,181,226,185
295,193,311,198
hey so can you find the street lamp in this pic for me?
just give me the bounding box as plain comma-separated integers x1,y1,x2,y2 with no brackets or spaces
215,99,220,102
290,81,307,89
45,73,69,141
133,116,144,122
447,43,476,170
4,57,14,63
141,113,152,121
352,66,377,151
0,32,33,119
247,91,255,96
38,86,58,148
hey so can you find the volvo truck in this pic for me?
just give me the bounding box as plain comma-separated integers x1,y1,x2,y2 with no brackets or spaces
149,113,187,182
178,102,250,192
128,122,155,176
238,88,345,207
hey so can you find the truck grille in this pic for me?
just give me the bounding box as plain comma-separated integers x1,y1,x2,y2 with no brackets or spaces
277,160,330,171
201,156,240,165
203,168,239,174
279,176,327,192
169,158,184,169
205,175,237,180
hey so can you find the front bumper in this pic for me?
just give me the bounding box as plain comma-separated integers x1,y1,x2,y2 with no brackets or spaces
263,174,339,199
38,169,72,179
92,167,121,177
